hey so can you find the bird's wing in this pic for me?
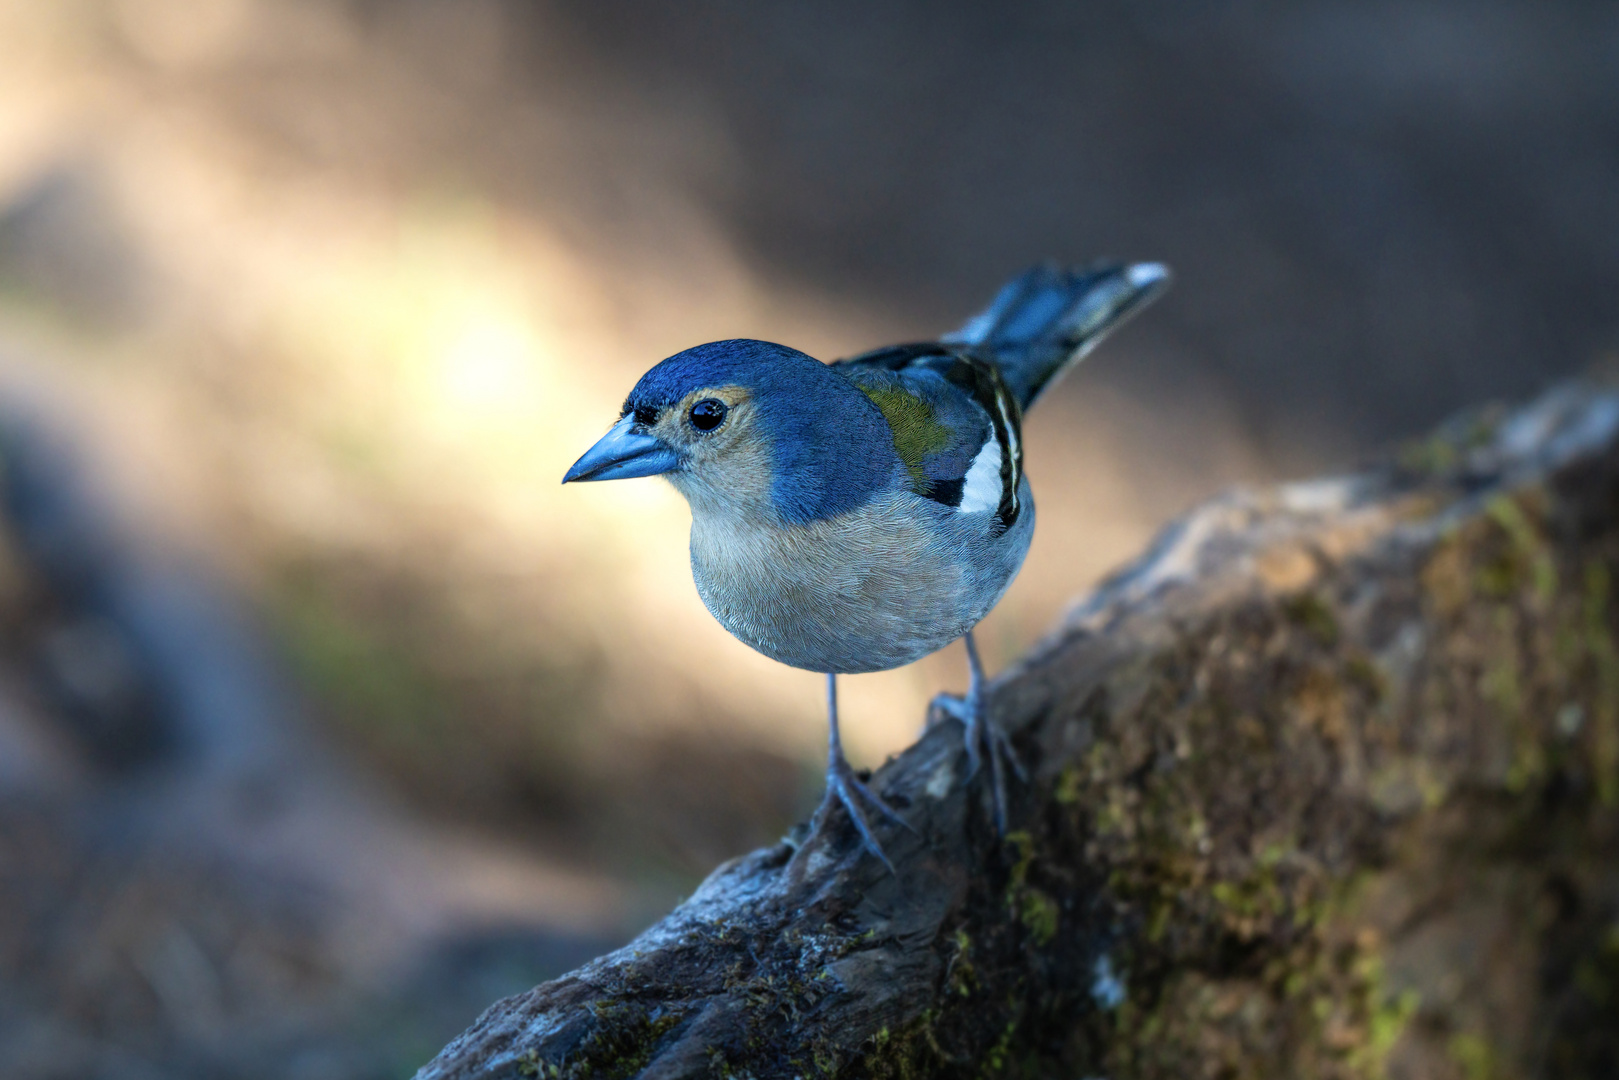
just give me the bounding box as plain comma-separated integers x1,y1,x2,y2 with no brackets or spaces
833,344,1024,534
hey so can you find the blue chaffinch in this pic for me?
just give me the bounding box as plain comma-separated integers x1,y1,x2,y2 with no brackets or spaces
564,262,1170,868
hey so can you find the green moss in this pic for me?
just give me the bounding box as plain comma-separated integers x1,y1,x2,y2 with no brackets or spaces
1045,429,1619,1079
517,1003,683,1080
860,1008,954,1080
1423,534,1475,615
1398,406,1500,476
1347,954,1420,1080
1093,635,1440,1080
1485,494,1558,603
1283,591,1340,646
978,1004,1021,1078
999,831,1062,948
1447,1032,1500,1080
1398,432,1459,475
1120,924,1414,1080
1016,889,1060,946
1145,899,1174,943
1053,765,1083,805
1343,651,1388,704
947,928,978,997
1209,871,1284,932
1582,559,1619,805
1003,830,1035,889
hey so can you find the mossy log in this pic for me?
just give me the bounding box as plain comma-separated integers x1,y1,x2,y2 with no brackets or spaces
418,380,1619,1080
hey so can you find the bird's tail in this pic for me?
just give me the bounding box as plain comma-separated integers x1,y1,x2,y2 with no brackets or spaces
943,261,1171,410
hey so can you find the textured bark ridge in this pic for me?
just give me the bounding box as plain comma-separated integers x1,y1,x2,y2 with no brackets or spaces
418,380,1619,1080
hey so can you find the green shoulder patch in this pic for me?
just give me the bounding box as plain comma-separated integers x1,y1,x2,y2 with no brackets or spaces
858,383,951,492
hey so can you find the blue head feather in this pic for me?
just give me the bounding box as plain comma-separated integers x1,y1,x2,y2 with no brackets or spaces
625,340,899,524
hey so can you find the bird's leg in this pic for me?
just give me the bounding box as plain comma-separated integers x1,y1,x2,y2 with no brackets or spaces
807,673,913,872
930,630,1027,833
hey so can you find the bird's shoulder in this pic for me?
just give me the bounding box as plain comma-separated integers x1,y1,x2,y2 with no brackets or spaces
832,343,1025,532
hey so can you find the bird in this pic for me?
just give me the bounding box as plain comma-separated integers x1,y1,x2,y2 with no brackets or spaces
563,262,1170,869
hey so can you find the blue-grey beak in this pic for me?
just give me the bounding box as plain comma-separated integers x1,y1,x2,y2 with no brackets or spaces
562,415,682,483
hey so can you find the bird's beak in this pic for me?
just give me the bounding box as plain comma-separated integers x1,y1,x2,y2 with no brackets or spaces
562,416,682,483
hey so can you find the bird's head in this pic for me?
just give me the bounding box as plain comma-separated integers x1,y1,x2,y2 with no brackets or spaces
563,339,899,524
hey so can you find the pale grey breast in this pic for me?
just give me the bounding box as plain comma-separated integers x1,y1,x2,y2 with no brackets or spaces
688,481,1035,674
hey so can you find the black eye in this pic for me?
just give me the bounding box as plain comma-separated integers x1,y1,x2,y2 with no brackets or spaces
688,398,728,432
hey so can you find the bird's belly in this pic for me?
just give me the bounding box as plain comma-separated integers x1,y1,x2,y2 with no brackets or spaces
688,497,1027,674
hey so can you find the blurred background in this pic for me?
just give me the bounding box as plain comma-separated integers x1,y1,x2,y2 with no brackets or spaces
0,1,1613,1076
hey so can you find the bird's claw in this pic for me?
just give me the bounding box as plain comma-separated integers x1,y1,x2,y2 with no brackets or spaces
806,757,915,873
930,690,1026,833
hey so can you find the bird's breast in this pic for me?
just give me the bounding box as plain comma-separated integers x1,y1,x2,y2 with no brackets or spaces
687,490,1024,674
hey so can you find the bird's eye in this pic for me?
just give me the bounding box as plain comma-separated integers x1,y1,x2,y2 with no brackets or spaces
688,398,728,432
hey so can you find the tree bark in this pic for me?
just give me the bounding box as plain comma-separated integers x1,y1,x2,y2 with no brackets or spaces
417,379,1619,1080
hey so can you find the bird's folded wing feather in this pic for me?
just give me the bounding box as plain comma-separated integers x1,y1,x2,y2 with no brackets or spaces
833,345,1024,532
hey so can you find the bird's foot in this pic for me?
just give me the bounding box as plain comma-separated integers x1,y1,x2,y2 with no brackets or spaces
804,757,915,873
930,690,1027,833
